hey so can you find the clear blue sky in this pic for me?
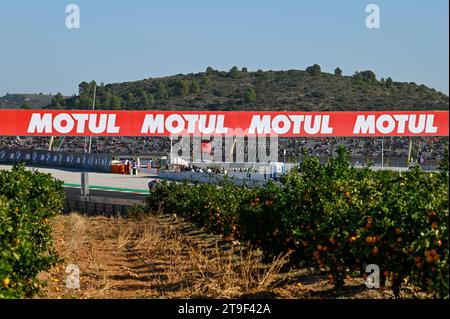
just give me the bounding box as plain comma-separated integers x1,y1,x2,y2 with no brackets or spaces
0,0,448,96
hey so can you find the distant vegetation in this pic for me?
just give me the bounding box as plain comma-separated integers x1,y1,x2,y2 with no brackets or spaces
46,65,448,111
0,93,55,109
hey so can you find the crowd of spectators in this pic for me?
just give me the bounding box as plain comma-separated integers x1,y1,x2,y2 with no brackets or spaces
277,137,447,161
0,136,170,155
0,136,447,162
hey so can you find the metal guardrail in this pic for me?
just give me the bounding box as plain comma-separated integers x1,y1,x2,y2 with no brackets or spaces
64,194,144,216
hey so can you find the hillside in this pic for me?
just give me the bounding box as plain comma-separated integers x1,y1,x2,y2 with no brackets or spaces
51,65,449,111
0,93,56,109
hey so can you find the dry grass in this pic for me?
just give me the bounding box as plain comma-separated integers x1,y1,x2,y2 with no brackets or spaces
38,212,397,299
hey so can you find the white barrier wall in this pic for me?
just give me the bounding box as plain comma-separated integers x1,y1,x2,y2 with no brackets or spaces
158,170,270,186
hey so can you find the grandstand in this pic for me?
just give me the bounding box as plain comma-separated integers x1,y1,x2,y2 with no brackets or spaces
1,136,447,168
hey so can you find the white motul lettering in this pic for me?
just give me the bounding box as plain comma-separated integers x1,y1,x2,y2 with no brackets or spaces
199,115,216,134
353,115,375,134
183,115,199,133
141,114,164,134
304,115,321,134
166,114,185,134
249,115,271,134
54,113,74,134
72,114,89,133
425,115,438,133
106,115,120,133
393,115,409,133
272,115,290,134
215,115,228,134
27,113,52,133
88,114,107,134
408,114,426,134
321,115,333,134
376,115,395,134
288,115,304,134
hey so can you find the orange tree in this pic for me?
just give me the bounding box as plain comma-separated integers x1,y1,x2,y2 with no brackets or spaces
146,179,249,237
146,146,449,298
0,164,64,298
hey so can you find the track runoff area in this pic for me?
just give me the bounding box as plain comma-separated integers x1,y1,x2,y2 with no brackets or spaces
0,109,448,200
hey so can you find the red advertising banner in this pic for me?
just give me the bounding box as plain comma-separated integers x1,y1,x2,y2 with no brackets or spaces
0,109,448,137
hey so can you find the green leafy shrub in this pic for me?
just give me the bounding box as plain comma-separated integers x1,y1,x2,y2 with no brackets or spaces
0,164,64,298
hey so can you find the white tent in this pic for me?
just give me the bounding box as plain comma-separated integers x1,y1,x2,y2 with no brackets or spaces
171,156,189,167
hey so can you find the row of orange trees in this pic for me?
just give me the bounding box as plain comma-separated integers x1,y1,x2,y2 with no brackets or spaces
0,164,64,298
146,147,449,298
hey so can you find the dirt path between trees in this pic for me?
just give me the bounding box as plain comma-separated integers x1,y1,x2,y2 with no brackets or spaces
38,213,398,299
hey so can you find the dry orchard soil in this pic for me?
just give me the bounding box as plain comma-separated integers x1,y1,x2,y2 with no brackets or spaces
37,212,424,299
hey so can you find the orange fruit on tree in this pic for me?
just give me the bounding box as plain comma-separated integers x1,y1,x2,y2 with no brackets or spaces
1,278,10,288
426,255,434,263
428,211,436,218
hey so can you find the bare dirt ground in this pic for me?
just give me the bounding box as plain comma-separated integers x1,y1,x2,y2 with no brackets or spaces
37,212,403,299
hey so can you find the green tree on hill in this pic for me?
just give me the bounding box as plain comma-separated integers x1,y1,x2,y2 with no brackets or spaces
139,90,154,107
126,93,136,106
244,87,257,103
190,80,201,94
50,92,65,109
206,66,215,76
202,75,211,88
103,91,113,109
334,67,343,76
385,77,393,88
175,80,190,96
21,100,31,109
353,70,377,84
111,95,122,109
229,66,240,79
156,82,169,99
78,81,91,95
306,64,322,76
